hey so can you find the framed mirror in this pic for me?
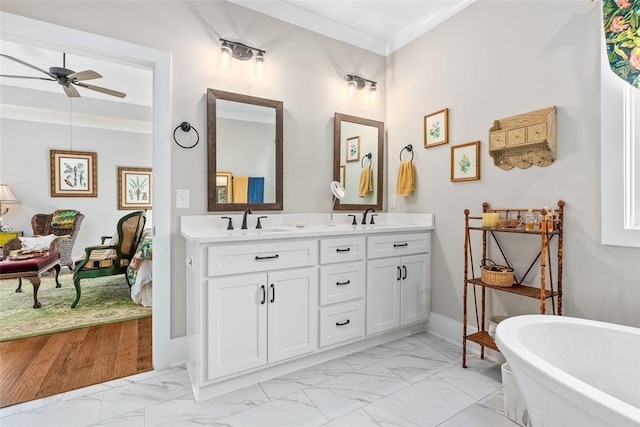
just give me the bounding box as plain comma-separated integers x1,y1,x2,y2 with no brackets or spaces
207,89,283,211
333,113,384,211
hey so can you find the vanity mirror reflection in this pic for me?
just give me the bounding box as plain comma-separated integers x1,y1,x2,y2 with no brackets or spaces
207,89,283,211
333,113,384,211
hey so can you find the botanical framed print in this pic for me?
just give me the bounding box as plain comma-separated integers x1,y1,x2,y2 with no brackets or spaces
424,108,449,148
118,167,152,209
216,171,233,204
50,149,97,197
346,136,360,162
451,141,481,182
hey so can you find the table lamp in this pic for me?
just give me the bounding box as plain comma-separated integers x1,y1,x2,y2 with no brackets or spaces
0,184,20,228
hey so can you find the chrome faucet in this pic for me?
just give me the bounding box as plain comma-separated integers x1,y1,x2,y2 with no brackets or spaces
362,208,375,225
241,208,253,230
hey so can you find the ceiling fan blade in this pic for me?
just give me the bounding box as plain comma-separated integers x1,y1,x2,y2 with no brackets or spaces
0,53,56,78
75,82,126,98
67,70,102,81
63,84,81,97
0,74,55,81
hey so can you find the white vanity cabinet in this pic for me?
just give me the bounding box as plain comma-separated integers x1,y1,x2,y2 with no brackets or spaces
366,232,431,335
181,213,434,402
193,239,318,383
318,236,366,347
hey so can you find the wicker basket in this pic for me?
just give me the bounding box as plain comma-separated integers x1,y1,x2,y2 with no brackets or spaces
480,259,514,287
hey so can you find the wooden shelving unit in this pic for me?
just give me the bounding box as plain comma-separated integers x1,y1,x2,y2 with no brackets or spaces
462,201,565,368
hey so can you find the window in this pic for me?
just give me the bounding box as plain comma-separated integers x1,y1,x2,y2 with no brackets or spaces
601,38,640,247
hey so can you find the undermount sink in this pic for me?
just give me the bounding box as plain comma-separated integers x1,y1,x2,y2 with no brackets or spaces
229,228,290,234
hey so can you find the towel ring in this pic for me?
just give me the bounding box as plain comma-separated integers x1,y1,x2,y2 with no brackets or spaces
173,121,200,149
400,144,414,161
361,153,373,167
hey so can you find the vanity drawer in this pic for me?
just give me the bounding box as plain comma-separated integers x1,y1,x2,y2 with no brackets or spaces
207,239,317,277
367,232,430,259
319,300,365,347
320,236,366,264
319,262,365,306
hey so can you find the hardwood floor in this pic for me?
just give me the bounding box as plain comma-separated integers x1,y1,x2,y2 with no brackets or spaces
0,317,152,408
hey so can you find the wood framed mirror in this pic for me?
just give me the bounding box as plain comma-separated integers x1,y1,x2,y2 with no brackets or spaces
333,113,384,211
207,89,283,211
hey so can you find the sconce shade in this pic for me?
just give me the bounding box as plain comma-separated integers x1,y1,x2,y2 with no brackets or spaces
369,82,377,103
0,184,19,204
220,42,233,70
254,51,266,79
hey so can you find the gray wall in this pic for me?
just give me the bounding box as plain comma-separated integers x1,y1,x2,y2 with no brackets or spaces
1,0,638,344
386,1,640,328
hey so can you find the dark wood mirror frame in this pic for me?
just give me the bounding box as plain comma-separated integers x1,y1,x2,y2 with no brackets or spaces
333,113,384,211
207,89,283,211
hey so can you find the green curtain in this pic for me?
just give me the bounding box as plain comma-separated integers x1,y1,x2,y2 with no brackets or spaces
603,0,640,89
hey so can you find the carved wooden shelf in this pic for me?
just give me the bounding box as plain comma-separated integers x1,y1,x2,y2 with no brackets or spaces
489,106,557,170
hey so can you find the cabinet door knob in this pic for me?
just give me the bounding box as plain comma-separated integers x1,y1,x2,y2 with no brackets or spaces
270,284,275,303
402,265,407,280
336,319,350,326
260,285,266,305
397,266,401,281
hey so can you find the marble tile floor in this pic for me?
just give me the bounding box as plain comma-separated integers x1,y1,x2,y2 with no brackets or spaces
0,331,519,427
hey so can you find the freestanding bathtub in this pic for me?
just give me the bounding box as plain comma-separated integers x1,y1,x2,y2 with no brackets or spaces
495,315,640,427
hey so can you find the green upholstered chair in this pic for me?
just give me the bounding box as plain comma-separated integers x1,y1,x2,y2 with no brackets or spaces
72,210,146,308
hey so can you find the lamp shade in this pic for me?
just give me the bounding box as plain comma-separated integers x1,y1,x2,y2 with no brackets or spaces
0,184,19,203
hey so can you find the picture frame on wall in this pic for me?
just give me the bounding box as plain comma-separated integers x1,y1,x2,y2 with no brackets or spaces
216,171,233,204
451,141,481,182
346,136,360,162
118,167,152,209
50,149,98,197
423,108,449,148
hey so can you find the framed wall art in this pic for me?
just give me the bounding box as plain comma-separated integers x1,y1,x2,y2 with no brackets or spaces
346,136,360,162
424,108,449,148
118,167,152,209
215,171,233,204
50,149,98,197
451,141,481,182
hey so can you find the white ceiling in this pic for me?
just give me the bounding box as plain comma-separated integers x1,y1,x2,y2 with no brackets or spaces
226,0,476,55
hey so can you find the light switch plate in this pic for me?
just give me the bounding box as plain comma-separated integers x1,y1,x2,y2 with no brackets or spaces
390,195,396,209
176,189,190,209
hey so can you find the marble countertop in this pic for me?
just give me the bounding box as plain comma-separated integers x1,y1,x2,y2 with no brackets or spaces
181,213,434,243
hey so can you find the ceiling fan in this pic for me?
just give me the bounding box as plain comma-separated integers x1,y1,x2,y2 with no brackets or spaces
0,52,126,98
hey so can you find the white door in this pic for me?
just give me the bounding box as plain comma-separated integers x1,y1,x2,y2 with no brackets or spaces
366,257,401,335
207,274,267,379
267,267,318,363
400,254,430,325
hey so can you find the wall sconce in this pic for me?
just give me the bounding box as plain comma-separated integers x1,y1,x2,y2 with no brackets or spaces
346,74,377,102
219,38,266,78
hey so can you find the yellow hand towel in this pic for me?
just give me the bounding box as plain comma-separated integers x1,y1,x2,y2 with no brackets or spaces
359,166,373,197
396,161,415,196
233,176,248,203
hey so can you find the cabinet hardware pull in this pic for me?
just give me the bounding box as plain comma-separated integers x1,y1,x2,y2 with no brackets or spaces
270,284,275,303
393,243,409,248
260,285,266,304
255,254,279,261
336,280,351,286
336,248,351,253
336,319,350,326
402,265,407,280
397,266,401,281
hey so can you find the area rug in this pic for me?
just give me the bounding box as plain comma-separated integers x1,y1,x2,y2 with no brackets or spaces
0,273,151,342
